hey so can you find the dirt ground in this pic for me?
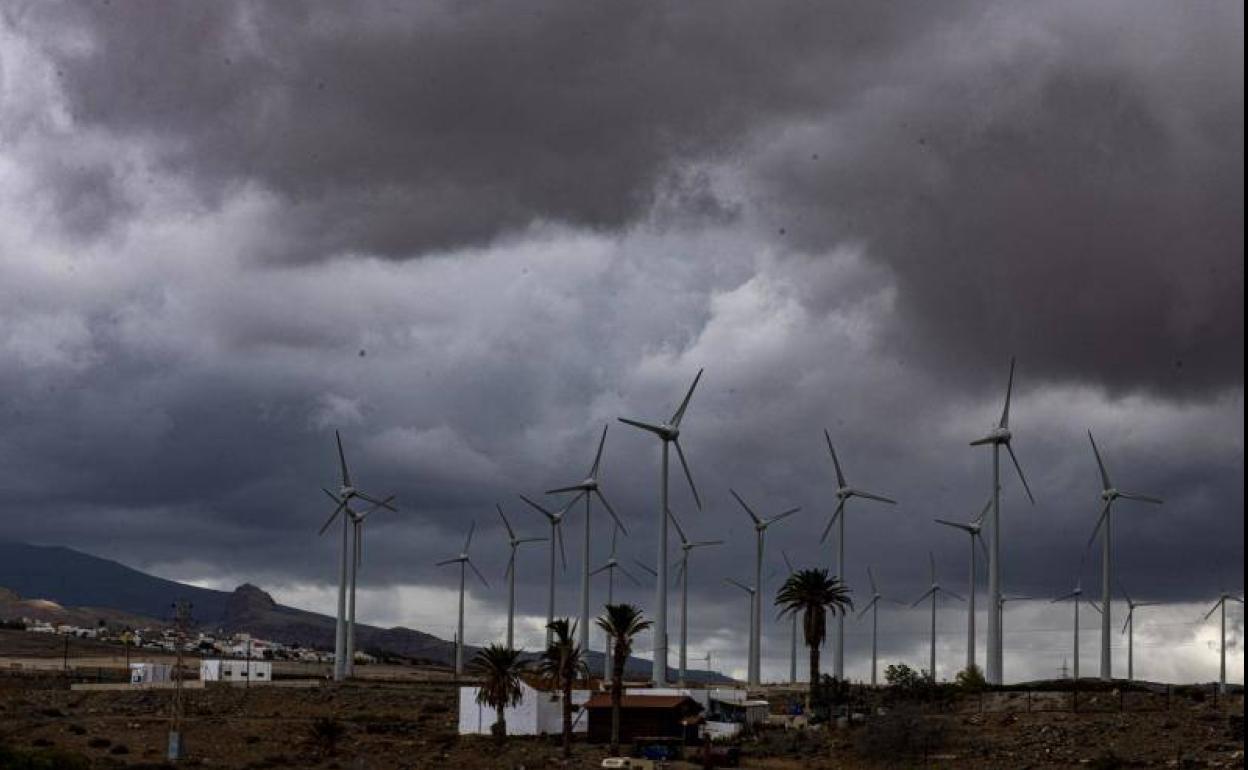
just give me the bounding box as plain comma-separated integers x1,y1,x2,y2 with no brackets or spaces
0,676,1243,770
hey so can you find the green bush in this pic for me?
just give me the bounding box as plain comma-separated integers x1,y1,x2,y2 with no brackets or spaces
955,664,987,692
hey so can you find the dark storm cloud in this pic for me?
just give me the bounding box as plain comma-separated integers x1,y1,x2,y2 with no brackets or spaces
0,1,1241,682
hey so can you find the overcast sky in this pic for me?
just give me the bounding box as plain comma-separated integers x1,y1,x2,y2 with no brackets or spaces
0,1,1242,684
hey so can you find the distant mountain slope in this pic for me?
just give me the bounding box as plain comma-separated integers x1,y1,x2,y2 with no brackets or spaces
0,541,733,682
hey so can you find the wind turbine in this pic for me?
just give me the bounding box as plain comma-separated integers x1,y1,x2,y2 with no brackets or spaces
546,425,627,656
317,430,396,681
1052,579,1094,682
590,524,640,678
518,494,574,648
669,507,723,686
821,432,896,680
1202,591,1244,694
1085,431,1162,681
436,521,490,676
724,578,756,685
970,357,1035,685
341,494,397,677
911,552,965,680
934,497,991,673
497,504,546,649
997,594,1039,667
781,551,799,684
857,565,900,686
619,369,704,684
732,489,800,687
1118,581,1159,682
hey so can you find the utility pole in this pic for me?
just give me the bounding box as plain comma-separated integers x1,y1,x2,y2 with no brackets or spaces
168,600,192,762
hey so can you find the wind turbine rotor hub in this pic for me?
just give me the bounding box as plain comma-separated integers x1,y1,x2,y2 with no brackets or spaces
1103,489,1117,500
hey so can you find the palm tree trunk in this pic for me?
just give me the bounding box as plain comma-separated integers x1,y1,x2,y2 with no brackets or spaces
494,704,507,742
808,643,820,714
610,637,626,755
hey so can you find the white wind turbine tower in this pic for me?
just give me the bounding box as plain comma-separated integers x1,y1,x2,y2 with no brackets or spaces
1051,578,1094,682
996,594,1041,664
341,494,397,677
590,525,641,678
318,430,396,681
821,432,896,680
546,425,627,657
724,578,756,684
436,521,490,676
668,507,724,686
1085,431,1162,681
781,551,799,684
518,494,574,648
619,369,705,684
970,357,1036,685
497,504,546,650
1118,581,1159,682
1202,590,1244,694
911,552,965,680
857,565,900,686
732,488,801,687
934,497,991,673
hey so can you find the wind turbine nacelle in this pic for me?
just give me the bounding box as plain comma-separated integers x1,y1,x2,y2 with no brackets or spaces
660,424,679,440
982,427,1011,443
340,486,356,498
1101,489,1118,501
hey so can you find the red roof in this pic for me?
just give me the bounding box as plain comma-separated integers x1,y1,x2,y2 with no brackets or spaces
584,694,700,710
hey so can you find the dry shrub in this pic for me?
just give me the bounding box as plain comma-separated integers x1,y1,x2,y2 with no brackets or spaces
853,705,946,762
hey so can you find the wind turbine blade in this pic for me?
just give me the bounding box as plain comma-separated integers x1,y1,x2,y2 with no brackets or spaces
673,439,702,509
1232,596,1245,605
321,488,343,506
1118,492,1163,505
517,537,548,544
335,430,352,488
355,521,362,567
617,417,667,436
589,562,610,577
556,525,567,572
690,540,724,549
852,488,896,505
766,507,801,527
504,552,515,580
857,596,880,618
318,502,346,536
435,557,460,567
618,564,642,586
464,520,476,553
610,523,619,557
999,356,1015,429
665,506,688,544
911,587,936,607
1005,444,1035,504
934,518,973,533
634,559,657,577
1121,611,1133,635
929,551,936,584
595,490,627,535
867,565,878,596
670,368,703,427
976,532,989,562
673,561,686,587
518,494,557,522
819,499,846,544
781,550,795,574
468,560,490,588
355,492,397,511
545,484,588,495
590,424,609,478
1203,600,1222,621
1116,579,1133,608
823,430,847,489
358,495,397,521
974,496,993,526
1088,430,1112,491
943,588,967,603
730,489,761,526
497,504,516,540
724,577,753,594
1052,590,1079,603
1086,499,1112,550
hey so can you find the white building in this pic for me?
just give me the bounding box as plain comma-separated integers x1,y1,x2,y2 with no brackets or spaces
458,682,592,736
200,659,272,683
129,663,172,684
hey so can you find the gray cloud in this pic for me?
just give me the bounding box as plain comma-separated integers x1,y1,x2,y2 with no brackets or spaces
0,1,1241,683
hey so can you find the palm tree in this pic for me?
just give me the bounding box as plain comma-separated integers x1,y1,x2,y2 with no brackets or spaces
466,644,527,741
535,618,589,758
596,604,653,755
775,567,852,709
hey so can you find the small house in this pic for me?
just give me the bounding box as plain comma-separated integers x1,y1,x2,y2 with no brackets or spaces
200,659,271,683
584,693,704,745
129,663,171,684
